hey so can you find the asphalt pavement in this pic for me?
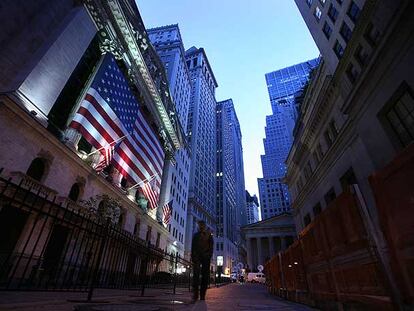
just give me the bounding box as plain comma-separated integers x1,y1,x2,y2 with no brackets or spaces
0,283,316,311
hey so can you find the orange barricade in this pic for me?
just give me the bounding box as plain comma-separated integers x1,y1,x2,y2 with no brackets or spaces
370,143,414,305
265,190,394,309
265,141,414,309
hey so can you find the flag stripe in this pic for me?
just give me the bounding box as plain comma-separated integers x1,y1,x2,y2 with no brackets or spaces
136,113,164,164
129,131,162,175
119,140,161,184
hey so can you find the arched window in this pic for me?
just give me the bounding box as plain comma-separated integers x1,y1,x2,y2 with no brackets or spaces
134,219,140,236
120,177,127,188
68,183,81,201
26,158,46,181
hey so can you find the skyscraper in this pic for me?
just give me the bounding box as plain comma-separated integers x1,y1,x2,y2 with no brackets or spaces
148,24,192,257
258,59,319,220
245,191,260,224
294,0,365,74
216,99,246,272
184,47,218,260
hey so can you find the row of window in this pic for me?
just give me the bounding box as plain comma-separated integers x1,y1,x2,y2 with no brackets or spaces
296,118,339,193
303,167,357,226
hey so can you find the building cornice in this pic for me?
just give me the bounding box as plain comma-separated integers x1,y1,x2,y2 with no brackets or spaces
83,0,183,152
185,47,218,87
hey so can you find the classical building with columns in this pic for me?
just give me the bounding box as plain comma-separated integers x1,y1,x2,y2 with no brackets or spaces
0,0,185,275
241,213,296,272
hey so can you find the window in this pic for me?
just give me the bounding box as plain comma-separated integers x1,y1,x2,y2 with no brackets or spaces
329,120,339,139
26,158,46,182
354,45,369,67
303,214,311,226
319,0,326,6
134,219,141,237
322,21,332,39
120,177,127,189
340,22,353,43
313,203,322,216
346,63,359,84
306,0,313,7
68,183,81,201
313,151,321,166
347,1,361,22
314,7,322,21
317,143,324,158
324,188,337,206
333,40,345,58
146,226,152,243
328,3,339,23
364,22,381,46
156,232,161,248
380,82,414,148
336,0,343,5
324,129,333,148
340,167,358,191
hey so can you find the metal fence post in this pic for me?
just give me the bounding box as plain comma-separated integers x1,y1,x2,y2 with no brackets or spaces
140,244,150,297
173,253,178,294
87,217,110,301
188,265,191,292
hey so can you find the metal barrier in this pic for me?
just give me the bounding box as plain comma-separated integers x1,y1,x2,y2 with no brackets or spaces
0,170,192,300
265,189,394,310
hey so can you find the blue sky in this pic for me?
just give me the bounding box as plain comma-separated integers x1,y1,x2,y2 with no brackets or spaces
137,0,319,197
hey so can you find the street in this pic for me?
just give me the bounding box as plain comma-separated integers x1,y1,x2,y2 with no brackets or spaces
0,283,315,311
190,283,315,311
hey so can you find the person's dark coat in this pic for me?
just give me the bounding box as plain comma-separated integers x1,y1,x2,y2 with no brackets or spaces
191,231,213,263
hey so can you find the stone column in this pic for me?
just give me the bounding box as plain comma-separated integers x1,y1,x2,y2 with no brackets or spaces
157,156,172,222
269,236,275,257
247,238,253,271
257,237,263,268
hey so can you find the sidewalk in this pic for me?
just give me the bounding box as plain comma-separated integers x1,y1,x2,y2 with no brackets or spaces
0,283,316,311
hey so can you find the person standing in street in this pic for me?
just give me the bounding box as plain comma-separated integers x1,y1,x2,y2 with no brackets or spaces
191,220,214,302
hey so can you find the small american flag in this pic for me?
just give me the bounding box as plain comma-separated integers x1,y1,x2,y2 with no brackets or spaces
69,53,165,202
162,200,173,225
94,139,121,172
141,177,159,210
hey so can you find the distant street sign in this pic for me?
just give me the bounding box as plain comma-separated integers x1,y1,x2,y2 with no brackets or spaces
257,265,264,272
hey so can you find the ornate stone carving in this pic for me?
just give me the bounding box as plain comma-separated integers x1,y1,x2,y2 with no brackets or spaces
99,30,124,59
80,194,122,224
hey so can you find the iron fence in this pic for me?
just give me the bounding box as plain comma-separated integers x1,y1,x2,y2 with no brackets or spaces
0,170,192,300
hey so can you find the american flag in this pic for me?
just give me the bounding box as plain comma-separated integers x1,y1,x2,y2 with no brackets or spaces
94,143,115,172
69,53,165,199
162,200,173,225
141,177,159,210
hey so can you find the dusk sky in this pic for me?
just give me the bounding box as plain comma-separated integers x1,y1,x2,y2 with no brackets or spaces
137,0,319,197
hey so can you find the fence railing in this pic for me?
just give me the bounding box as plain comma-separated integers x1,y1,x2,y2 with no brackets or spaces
0,170,192,300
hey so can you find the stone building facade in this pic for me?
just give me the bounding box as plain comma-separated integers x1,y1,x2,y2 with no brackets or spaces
287,1,414,306
147,24,192,258
0,0,185,274
242,214,296,272
289,0,414,231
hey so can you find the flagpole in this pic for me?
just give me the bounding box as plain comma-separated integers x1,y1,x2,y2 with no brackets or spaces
87,134,129,157
127,173,160,191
